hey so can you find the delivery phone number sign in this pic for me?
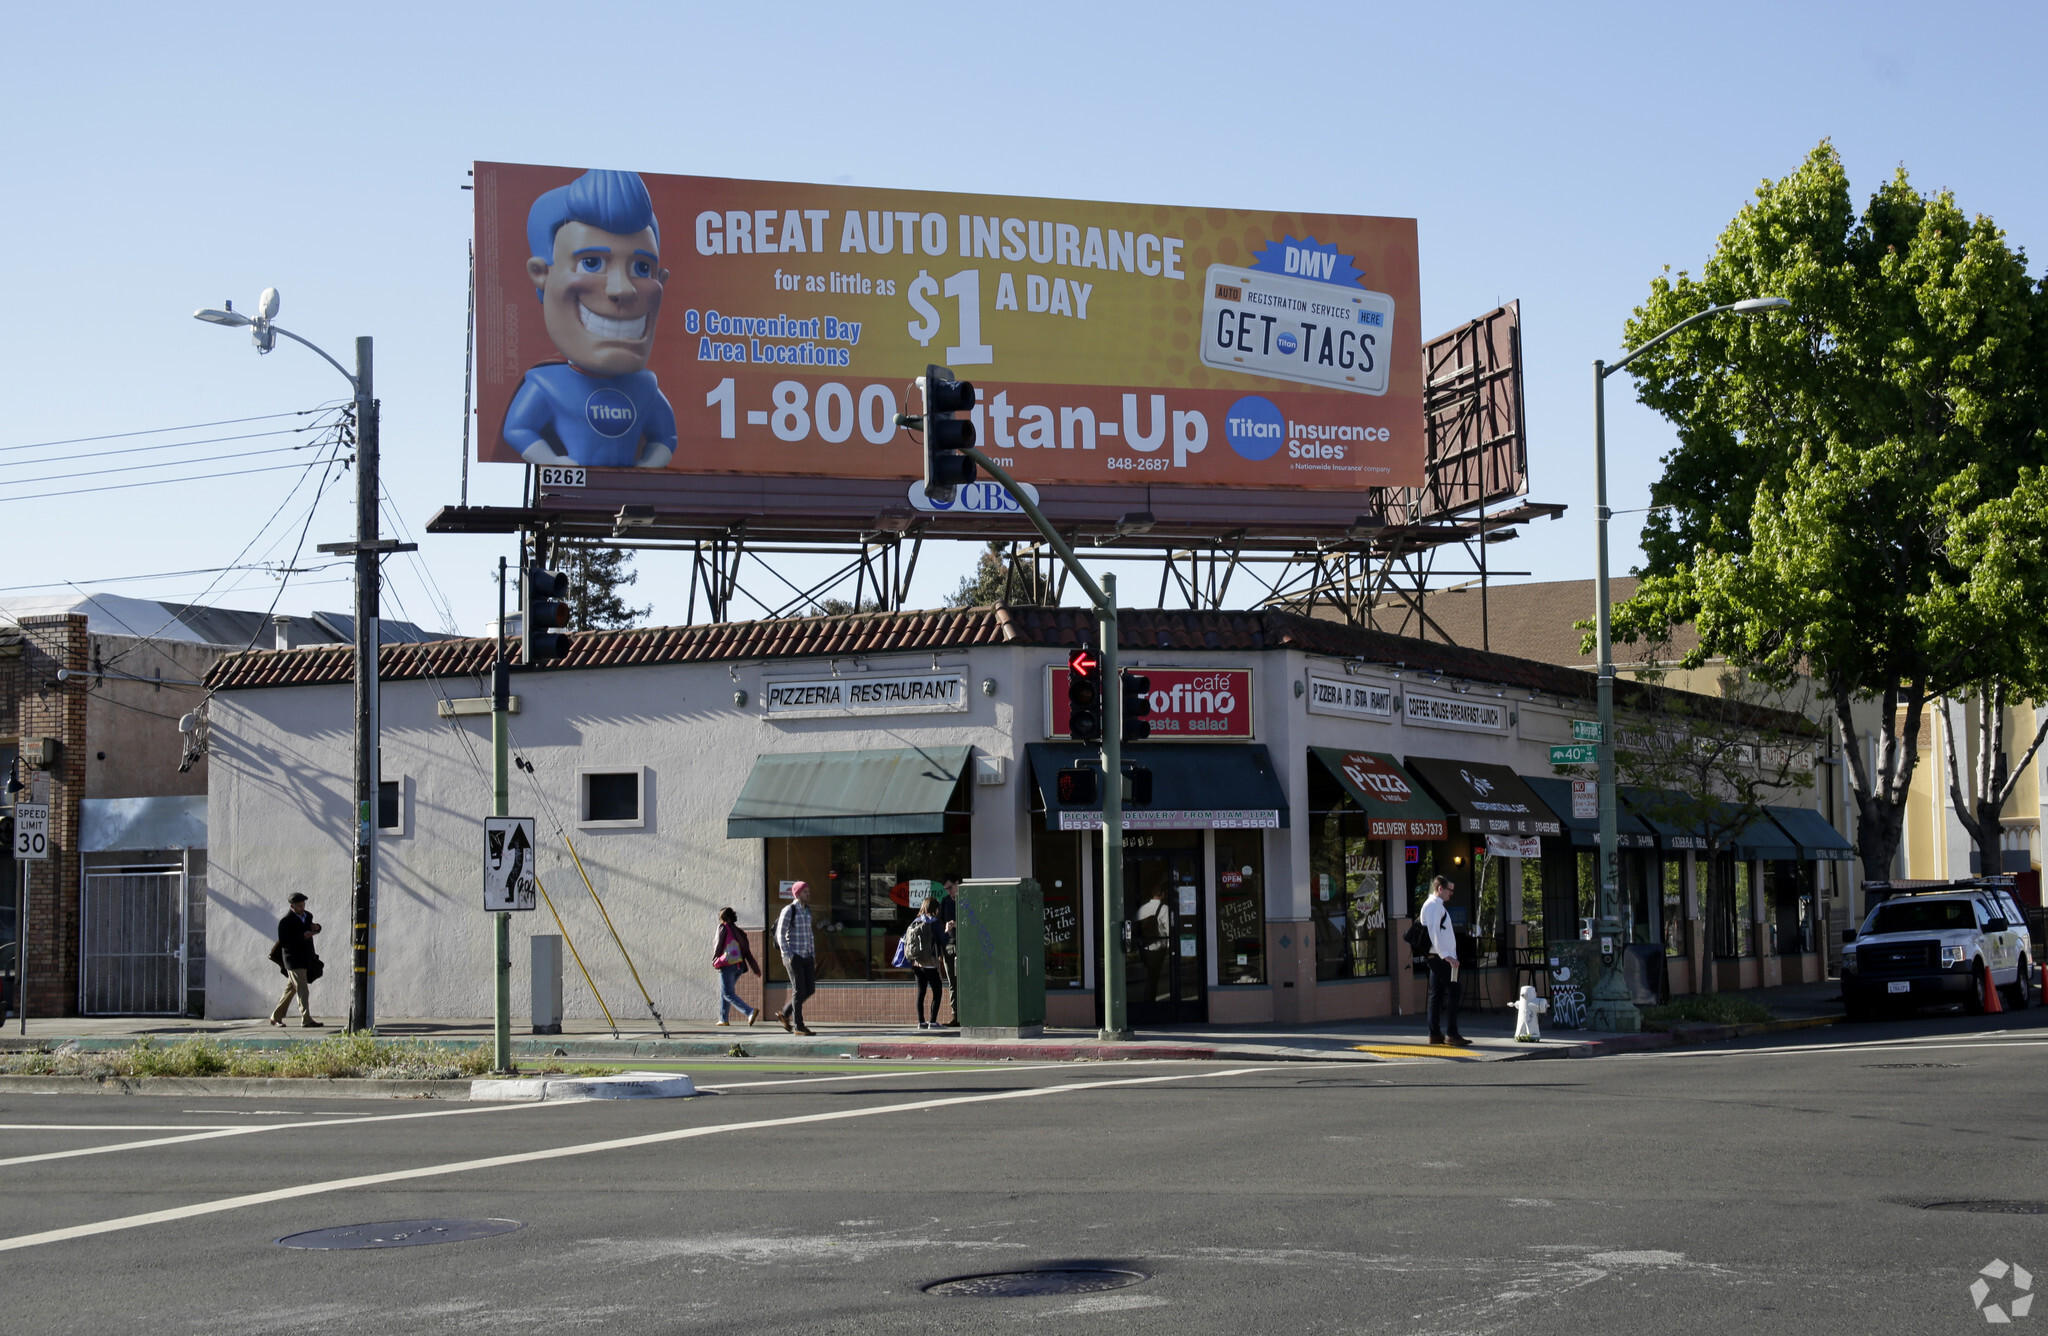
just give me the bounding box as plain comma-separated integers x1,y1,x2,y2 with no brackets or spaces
472,162,1423,493
1045,667,1252,741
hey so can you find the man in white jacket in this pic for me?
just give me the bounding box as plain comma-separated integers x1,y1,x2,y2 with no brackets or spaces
1420,875,1470,1047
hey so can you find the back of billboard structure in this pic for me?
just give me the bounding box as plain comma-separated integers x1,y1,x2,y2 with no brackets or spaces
473,162,1424,493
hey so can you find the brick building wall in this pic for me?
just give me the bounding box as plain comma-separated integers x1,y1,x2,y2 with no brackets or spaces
15,615,89,1016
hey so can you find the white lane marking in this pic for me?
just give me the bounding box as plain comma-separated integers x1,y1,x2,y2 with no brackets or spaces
0,1066,1272,1253
0,1124,242,1132
0,1100,560,1169
698,1060,1175,1091
1616,1036,2048,1063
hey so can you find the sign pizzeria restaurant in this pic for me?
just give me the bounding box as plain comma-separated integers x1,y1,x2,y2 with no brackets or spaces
763,673,968,719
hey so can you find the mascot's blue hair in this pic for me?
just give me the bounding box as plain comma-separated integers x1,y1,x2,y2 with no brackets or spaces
527,169,660,299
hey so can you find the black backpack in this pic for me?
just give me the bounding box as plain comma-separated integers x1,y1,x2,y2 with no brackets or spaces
1403,916,1432,957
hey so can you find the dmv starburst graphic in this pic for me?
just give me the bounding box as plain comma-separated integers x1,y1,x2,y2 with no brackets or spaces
1971,1259,2033,1324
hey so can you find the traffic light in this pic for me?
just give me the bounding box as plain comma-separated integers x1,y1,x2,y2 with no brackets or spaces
1067,647,1103,742
1055,766,1098,805
522,565,570,663
900,363,978,504
1120,670,1152,742
1122,762,1154,807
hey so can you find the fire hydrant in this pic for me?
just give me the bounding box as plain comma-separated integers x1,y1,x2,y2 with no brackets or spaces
1513,985,1549,1042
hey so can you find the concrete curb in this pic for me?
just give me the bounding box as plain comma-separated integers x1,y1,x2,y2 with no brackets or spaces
1656,1014,1843,1044
471,1072,699,1102
0,1074,473,1099
1496,1013,1843,1060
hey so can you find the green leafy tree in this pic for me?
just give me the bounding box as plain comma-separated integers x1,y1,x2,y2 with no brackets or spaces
1607,141,2047,885
945,541,1057,607
559,541,650,631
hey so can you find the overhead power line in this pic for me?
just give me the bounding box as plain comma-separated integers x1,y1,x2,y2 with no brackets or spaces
0,421,340,472
0,408,332,455
0,457,339,505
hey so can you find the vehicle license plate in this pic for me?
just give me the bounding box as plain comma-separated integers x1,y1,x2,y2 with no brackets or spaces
1199,264,1395,396
1887,980,1910,993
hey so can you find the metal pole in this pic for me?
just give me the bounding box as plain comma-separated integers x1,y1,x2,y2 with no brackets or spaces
350,337,379,1034
1589,358,1638,1032
16,860,25,1035
1098,575,1128,1040
493,556,513,1072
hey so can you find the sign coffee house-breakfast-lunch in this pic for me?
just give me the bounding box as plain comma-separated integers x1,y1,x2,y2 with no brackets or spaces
200,601,1836,1032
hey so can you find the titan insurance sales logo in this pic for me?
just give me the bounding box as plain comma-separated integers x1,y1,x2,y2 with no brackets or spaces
585,388,637,437
1972,1259,2033,1323
1223,395,1284,461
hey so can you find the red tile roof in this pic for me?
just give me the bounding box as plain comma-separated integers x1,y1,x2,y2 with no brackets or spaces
203,604,1795,727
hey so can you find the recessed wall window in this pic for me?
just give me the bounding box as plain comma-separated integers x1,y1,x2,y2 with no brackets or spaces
377,779,405,835
578,768,647,829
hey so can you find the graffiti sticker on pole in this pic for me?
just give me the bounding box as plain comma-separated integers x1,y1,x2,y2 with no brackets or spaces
483,816,538,912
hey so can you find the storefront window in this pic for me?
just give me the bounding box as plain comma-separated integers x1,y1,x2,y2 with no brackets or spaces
1215,829,1269,984
1305,766,1385,981
1032,829,1083,984
1770,860,1814,955
762,831,971,981
1520,861,1544,950
1662,858,1687,959
1413,840,1490,968
1710,856,1754,959
1473,850,1505,970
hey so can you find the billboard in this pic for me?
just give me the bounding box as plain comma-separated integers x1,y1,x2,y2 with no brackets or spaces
473,163,1424,493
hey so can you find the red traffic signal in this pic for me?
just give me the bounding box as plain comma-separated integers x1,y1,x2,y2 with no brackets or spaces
1120,670,1151,742
1067,647,1103,742
1055,766,1098,805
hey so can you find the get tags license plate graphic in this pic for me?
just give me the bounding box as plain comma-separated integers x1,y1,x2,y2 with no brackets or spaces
1888,980,1911,993
1198,264,1394,396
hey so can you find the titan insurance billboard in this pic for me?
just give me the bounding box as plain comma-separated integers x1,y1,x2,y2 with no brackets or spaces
473,162,1425,492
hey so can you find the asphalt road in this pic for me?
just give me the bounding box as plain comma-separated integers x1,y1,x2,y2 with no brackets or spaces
4,1007,2046,1335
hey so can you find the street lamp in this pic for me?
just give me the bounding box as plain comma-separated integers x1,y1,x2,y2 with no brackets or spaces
1588,295,1790,1032
193,291,412,1034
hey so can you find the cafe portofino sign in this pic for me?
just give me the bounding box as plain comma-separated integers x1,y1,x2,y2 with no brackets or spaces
763,672,968,719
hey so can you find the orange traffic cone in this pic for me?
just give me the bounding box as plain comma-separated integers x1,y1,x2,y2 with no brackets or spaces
1982,964,2005,1014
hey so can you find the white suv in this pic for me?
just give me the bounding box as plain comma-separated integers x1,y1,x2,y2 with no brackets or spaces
1842,882,2035,1021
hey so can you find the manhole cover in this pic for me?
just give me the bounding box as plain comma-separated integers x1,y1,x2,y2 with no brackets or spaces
277,1218,525,1249
924,1268,1148,1297
1924,1202,2048,1216
1864,1062,1963,1069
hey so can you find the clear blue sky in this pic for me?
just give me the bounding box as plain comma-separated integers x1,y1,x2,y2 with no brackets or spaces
2,1,2041,636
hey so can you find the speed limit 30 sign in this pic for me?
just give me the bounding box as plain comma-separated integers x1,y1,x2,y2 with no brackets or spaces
13,803,50,860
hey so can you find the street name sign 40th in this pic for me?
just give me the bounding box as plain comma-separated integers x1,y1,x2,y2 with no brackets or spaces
471,162,1423,494
483,817,538,912
12,804,49,860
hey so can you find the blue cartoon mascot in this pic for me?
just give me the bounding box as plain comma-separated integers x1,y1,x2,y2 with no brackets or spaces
501,169,676,469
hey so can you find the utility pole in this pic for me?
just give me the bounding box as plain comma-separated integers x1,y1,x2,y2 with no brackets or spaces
194,298,414,1035
493,555,513,1072
350,338,380,1034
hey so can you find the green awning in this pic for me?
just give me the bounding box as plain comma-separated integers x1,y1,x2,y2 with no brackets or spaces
726,746,971,838
1307,747,1447,839
1764,805,1857,862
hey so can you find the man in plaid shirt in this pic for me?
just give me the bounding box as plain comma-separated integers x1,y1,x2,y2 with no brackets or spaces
775,880,818,1035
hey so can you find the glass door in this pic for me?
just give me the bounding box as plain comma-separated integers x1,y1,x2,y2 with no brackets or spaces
1123,833,1206,1025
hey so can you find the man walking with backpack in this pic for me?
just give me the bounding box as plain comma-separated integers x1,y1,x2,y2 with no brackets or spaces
775,881,818,1036
1418,875,1470,1047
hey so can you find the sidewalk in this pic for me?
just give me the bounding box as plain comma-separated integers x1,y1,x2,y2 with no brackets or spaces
0,980,1843,1066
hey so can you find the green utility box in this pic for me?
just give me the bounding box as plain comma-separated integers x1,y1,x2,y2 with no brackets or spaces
955,878,1045,1038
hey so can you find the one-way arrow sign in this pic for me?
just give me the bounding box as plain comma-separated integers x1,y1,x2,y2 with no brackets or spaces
483,816,538,912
